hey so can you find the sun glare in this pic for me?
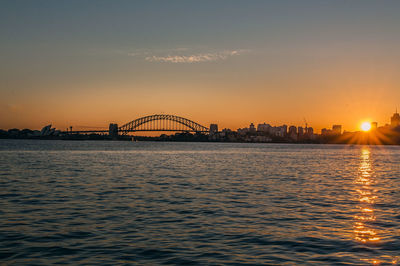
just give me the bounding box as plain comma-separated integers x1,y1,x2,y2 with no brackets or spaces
361,122,371,132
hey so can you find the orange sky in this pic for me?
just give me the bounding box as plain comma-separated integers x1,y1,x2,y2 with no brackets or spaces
1,2,400,133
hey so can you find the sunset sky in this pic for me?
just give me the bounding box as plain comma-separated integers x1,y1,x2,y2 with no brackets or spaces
1,1,400,132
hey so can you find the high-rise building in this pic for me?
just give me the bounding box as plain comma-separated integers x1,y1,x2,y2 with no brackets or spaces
249,123,256,133
288,126,297,140
332,125,342,135
257,123,271,132
391,111,400,127
277,126,286,137
298,126,304,136
288,126,297,135
282,125,288,135
371,122,378,130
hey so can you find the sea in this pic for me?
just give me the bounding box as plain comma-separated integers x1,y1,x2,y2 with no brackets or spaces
1,140,399,265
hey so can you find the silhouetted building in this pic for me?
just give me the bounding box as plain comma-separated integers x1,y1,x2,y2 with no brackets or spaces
371,122,378,130
288,126,297,140
391,111,400,127
40,125,52,136
288,126,297,135
321,128,331,135
282,125,288,135
249,123,256,133
237,127,249,135
39,125,57,136
257,123,271,132
298,126,304,136
109,123,118,139
332,125,342,135
209,124,218,135
277,126,286,137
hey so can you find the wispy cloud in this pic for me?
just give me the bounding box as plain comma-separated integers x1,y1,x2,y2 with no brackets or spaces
127,48,247,63
145,50,242,63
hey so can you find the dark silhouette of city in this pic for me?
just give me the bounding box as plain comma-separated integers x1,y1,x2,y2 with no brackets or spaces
2,111,400,145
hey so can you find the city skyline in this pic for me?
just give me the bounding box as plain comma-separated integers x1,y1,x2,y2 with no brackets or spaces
1,1,400,132
2,2,400,264
1,110,399,135
3,110,400,137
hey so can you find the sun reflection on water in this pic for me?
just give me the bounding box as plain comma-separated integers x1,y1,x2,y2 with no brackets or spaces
354,148,380,244
353,148,400,265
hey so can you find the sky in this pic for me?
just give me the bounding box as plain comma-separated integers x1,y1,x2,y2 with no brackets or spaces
1,0,400,132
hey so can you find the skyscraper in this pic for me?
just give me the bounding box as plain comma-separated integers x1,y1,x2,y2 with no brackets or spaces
391,111,400,127
249,123,256,133
298,126,304,136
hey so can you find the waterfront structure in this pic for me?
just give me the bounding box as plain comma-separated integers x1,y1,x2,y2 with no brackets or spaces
282,125,288,135
237,127,249,135
288,126,297,135
119,114,209,134
52,113,318,142
249,123,256,133
277,126,286,137
40,125,52,136
23,113,323,143
109,123,118,139
257,123,271,133
288,126,297,140
391,111,400,127
6,111,400,145
332,125,342,135
40,125,59,136
321,128,330,135
298,126,304,136
209,124,218,135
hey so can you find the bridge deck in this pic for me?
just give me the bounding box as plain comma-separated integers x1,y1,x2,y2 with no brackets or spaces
63,129,208,134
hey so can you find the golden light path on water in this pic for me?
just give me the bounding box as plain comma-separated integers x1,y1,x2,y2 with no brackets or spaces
354,148,379,244
354,147,398,265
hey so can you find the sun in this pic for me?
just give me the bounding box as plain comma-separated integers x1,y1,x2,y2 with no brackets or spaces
361,122,372,132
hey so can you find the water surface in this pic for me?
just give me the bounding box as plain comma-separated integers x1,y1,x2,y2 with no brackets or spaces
1,140,399,265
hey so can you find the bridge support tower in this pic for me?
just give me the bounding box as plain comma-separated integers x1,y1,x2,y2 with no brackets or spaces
109,123,119,139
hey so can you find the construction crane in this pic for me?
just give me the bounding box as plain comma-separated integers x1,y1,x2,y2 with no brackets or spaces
303,118,308,131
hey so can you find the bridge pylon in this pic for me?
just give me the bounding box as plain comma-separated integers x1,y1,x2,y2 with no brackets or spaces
109,123,118,139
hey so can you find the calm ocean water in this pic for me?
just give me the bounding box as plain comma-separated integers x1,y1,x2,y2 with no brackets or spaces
1,140,400,265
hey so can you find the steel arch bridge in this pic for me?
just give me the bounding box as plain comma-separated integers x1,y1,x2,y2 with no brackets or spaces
119,114,209,134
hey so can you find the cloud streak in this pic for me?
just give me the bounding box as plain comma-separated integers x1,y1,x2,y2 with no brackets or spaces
126,48,247,63
144,50,242,63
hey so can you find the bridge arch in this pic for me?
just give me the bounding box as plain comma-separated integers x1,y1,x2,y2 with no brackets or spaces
119,114,209,134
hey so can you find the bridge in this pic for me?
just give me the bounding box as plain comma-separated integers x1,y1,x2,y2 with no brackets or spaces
66,114,210,136
118,114,209,134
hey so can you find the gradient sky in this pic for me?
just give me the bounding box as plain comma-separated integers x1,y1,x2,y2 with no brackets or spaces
1,0,400,132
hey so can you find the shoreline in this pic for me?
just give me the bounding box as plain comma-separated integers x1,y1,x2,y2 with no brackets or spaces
1,137,400,146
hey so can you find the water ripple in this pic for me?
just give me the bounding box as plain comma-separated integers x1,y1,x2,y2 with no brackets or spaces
1,140,400,264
